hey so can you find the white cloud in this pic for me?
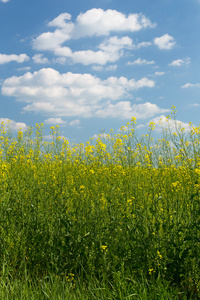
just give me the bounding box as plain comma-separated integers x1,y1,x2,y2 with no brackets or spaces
1,68,155,119
48,12,72,28
127,58,155,65
99,36,133,52
148,71,165,77
32,9,155,65
0,53,29,64
32,54,49,64
32,31,71,52
0,118,27,131
44,117,67,125
33,35,134,66
149,115,191,132
92,65,103,71
95,102,169,119
181,83,200,88
34,35,134,66
1,0,10,2
71,49,116,66
106,65,117,71
169,58,191,66
154,71,165,76
69,119,81,127
136,41,152,49
154,34,176,50
73,9,156,38
71,36,133,65
17,67,31,72
52,57,68,65
190,103,200,107
92,64,117,71
93,133,109,139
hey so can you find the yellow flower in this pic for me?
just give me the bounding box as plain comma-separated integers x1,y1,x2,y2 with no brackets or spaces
131,116,137,123
101,245,107,250
101,245,108,253
149,268,154,274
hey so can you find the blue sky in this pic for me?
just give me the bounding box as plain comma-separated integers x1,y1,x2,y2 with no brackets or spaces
1,0,200,142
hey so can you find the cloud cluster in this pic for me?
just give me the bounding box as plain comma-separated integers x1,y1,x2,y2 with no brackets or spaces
31,10,176,67
33,36,134,66
46,9,155,38
0,67,167,120
32,9,156,66
1,8,179,127
0,53,29,64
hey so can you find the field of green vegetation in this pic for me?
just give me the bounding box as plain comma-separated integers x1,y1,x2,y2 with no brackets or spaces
1,107,200,299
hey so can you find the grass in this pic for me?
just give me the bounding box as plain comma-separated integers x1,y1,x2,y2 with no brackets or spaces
1,264,195,300
1,106,200,299
0,274,190,299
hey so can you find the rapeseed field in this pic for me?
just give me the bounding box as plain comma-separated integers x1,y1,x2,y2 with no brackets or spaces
1,107,200,299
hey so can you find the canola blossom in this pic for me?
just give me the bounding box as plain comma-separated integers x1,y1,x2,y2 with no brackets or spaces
0,107,200,295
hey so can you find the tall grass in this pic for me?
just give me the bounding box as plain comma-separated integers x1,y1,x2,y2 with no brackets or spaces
1,106,200,298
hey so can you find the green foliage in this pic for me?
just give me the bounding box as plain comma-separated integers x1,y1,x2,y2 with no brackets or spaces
0,107,200,298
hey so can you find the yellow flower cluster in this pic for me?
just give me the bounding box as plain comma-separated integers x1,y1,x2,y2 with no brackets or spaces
0,107,200,287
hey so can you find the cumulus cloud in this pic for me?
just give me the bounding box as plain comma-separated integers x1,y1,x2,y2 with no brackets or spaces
154,71,165,76
71,50,116,66
154,34,176,50
106,65,118,71
44,117,67,125
32,9,155,65
0,118,27,131
92,64,117,72
71,36,133,65
69,119,81,127
0,53,29,64
127,58,155,65
1,68,156,119
181,83,200,88
48,12,72,28
99,36,133,52
32,54,49,64
43,117,81,127
92,65,104,72
72,9,156,38
135,41,152,49
149,115,191,132
33,35,134,66
17,67,31,72
169,57,191,66
95,102,169,119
